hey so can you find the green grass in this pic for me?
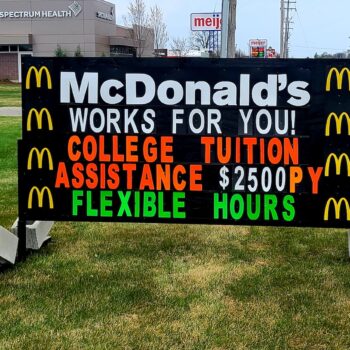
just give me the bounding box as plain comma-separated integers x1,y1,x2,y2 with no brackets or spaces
0,83,21,107
1,117,350,349
0,117,21,227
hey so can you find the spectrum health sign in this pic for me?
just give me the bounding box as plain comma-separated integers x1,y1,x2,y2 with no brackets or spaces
19,57,350,228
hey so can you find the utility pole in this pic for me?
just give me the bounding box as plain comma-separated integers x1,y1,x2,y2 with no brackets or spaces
280,0,296,58
221,0,237,58
280,0,285,58
284,0,291,58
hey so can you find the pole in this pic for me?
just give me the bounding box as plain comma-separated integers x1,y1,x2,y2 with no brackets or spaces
221,0,236,58
17,140,26,261
284,0,290,58
227,0,237,58
221,0,229,58
280,0,285,58
17,219,26,261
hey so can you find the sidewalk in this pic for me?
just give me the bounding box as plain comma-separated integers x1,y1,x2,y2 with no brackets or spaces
0,107,22,117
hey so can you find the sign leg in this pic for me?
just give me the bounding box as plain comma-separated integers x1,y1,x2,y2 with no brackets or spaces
17,218,27,261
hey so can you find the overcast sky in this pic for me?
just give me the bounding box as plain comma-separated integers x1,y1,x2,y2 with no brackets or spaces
112,0,350,58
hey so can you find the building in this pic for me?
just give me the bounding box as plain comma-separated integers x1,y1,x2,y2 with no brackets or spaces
0,0,154,81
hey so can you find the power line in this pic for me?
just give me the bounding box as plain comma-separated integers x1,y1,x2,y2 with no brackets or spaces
295,8,308,50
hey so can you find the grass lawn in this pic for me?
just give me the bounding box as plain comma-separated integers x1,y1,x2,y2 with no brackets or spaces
1,116,350,349
0,83,21,107
0,117,21,227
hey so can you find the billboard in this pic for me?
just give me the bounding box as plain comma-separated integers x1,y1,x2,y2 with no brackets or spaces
191,13,221,31
19,57,350,228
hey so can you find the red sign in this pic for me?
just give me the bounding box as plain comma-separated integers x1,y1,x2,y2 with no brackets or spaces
267,47,276,58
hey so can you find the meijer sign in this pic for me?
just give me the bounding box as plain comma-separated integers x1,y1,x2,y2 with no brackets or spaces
191,13,221,31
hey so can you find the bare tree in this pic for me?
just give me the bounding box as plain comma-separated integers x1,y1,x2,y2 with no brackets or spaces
190,31,210,51
124,0,150,57
149,5,168,55
190,31,222,57
236,48,247,58
170,37,189,57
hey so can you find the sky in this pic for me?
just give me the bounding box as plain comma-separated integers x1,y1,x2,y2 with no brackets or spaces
112,0,350,58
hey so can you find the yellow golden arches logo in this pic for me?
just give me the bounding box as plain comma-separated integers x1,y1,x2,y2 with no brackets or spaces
28,186,54,209
324,153,350,176
27,148,53,170
25,66,52,90
27,108,53,131
325,112,350,136
326,67,350,91
324,197,350,221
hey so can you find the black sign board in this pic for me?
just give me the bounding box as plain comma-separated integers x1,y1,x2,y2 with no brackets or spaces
18,57,350,229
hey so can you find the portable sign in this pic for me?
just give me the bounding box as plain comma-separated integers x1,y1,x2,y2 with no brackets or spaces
18,57,350,232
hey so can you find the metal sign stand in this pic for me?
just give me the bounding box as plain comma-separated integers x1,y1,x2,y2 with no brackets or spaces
17,140,27,262
17,219,26,261
208,30,220,54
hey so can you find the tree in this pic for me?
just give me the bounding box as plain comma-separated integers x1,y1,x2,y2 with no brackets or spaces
170,37,189,57
315,51,347,59
190,31,210,51
149,5,168,54
74,45,83,57
54,45,66,57
189,31,222,57
235,48,247,58
124,0,151,57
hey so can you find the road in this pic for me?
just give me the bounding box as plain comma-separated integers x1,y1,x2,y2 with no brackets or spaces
0,107,21,116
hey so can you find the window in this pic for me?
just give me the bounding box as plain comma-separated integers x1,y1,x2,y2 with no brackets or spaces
19,45,33,52
110,45,136,57
0,45,9,52
0,45,33,53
